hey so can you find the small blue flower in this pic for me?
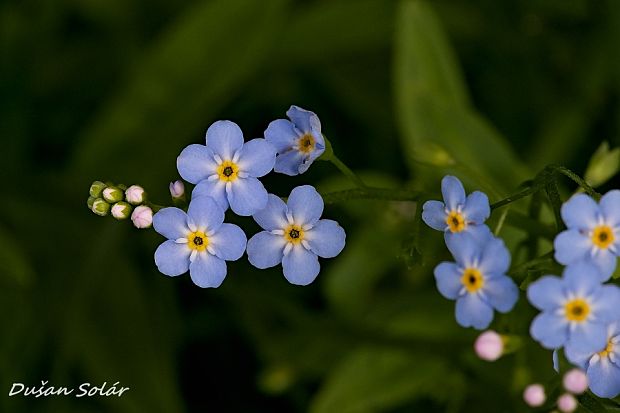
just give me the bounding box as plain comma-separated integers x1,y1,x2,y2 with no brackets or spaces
264,105,325,176
554,191,620,280
564,322,620,398
177,120,276,216
153,196,247,288
434,233,518,330
527,262,620,351
422,175,491,242
246,185,345,286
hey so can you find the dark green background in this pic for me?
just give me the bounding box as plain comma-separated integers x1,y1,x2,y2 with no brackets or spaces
1,0,619,412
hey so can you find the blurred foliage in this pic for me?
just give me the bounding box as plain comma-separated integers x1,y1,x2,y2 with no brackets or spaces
1,0,620,412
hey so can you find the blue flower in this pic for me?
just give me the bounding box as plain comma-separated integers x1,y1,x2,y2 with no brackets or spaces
527,262,620,351
177,120,276,216
153,196,247,288
434,233,518,329
246,185,345,286
422,175,491,242
264,105,325,176
554,191,620,280
564,322,620,398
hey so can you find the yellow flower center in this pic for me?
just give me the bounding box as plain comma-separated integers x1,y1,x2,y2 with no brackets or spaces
217,160,239,182
592,225,614,249
284,225,305,244
461,268,484,293
599,339,615,358
446,211,466,233
298,133,315,154
187,231,209,252
564,298,590,322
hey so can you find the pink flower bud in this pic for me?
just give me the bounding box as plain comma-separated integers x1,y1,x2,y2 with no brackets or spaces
131,205,153,229
557,393,577,413
563,369,588,394
169,180,185,198
523,384,546,407
474,330,504,361
125,185,146,205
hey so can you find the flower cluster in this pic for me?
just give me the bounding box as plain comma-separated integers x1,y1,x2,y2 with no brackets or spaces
422,176,519,329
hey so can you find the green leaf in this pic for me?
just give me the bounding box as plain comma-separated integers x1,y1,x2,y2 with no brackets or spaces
584,141,620,188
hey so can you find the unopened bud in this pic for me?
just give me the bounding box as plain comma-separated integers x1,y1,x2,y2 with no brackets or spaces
169,180,185,199
125,185,146,205
87,196,96,210
111,202,132,220
557,393,577,412
474,330,504,361
89,181,107,198
102,186,124,203
563,369,588,394
92,198,110,216
523,384,546,407
131,205,153,228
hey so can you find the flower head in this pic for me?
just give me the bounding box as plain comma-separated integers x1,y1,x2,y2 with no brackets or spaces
264,105,325,176
554,191,620,280
246,185,345,286
153,195,247,288
422,175,491,242
177,120,276,216
433,233,518,330
527,262,620,351
131,205,153,229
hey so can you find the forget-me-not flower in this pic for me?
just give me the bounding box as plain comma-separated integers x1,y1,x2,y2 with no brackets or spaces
153,196,247,288
422,175,491,242
527,262,620,351
554,191,620,280
246,185,345,286
177,120,276,216
264,105,325,176
433,233,518,329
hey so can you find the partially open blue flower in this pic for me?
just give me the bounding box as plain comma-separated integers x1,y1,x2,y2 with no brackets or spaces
177,120,276,216
434,233,518,329
422,175,491,242
554,191,620,280
246,185,345,286
527,262,620,351
264,105,325,176
153,196,247,288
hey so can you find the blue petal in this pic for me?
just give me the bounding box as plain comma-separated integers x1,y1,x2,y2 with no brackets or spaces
252,194,288,231
421,200,447,231
530,312,568,349
228,177,269,216
441,175,466,211
478,237,511,275
298,141,325,174
153,207,189,239
483,275,518,312
286,105,321,134
305,219,346,258
463,191,490,224
590,249,617,281
187,195,224,232
445,232,480,267
154,240,190,276
564,339,593,369
433,262,462,300
526,275,565,311
209,223,247,261
571,323,607,365
553,350,560,372
205,120,244,160
464,224,493,244
287,185,324,226
563,262,603,297
600,190,620,227
274,150,305,176
189,252,227,288
176,144,218,184
264,119,298,152
561,193,599,229
282,245,320,286
593,285,620,323
554,229,591,267
247,231,286,269
193,179,229,211
236,138,276,178
455,294,493,329
588,359,620,398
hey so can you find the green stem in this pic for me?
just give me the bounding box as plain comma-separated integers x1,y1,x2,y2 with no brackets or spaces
321,187,423,204
145,201,166,212
490,185,536,210
553,165,600,198
329,154,367,188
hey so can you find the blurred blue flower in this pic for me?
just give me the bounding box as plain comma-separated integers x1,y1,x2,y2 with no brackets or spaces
564,322,620,398
434,233,518,329
422,175,491,242
177,120,276,216
527,262,620,351
247,185,345,286
264,105,325,176
554,191,620,280
153,196,247,288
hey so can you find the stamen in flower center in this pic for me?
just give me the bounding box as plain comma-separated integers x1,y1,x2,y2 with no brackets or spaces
592,225,614,249
446,211,466,233
564,298,590,322
298,134,315,154
284,225,305,244
461,268,484,293
598,339,615,358
187,231,209,252
217,161,239,182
